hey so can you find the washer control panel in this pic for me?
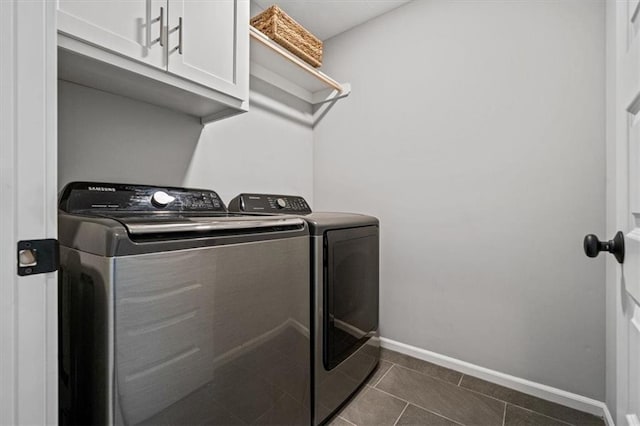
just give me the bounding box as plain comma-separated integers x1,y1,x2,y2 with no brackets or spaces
59,181,226,214
228,193,311,215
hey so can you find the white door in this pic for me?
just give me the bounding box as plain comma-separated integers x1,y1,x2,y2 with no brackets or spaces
0,1,59,425
609,1,640,424
57,0,166,69
167,0,248,100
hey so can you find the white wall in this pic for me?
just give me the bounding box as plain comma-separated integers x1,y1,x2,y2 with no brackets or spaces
58,78,314,204
314,0,606,400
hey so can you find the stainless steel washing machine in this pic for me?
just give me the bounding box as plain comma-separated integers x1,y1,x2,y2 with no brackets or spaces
58,182,311,426
228,194,380,425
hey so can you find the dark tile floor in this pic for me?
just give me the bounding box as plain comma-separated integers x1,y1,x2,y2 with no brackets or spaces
327,349,605,426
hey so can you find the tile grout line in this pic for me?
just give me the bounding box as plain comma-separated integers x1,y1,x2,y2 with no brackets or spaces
373,362,396,387
505,404,576,426
455,383,580,426
501,402,506,426
381,352,591,426
457,381,525,405
392,402,409,426
337,416,357,426
387,363,549,423
382,362,464,389
390,364,477,393
370,386,465,426
384,354,463,387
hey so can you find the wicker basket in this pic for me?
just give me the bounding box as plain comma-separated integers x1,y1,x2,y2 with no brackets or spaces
251,5,323,68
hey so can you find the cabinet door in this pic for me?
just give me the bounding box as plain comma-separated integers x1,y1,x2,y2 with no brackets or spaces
57,0,166,69
167,0,248,101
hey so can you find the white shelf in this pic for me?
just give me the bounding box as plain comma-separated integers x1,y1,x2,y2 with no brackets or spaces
249,27,350,106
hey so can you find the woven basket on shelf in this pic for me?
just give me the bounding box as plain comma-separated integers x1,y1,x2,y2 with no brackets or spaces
250,5,323,68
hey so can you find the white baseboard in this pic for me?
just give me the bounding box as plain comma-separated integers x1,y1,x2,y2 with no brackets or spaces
380,337,614,425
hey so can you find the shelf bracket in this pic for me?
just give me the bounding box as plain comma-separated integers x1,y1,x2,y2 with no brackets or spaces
312,83,351,127
312,83,351,105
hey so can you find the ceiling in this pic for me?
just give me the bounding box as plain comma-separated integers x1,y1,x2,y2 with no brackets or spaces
251,0,412,40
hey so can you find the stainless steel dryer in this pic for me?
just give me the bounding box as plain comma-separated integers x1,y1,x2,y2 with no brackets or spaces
228,194,380,425
58,182,311,426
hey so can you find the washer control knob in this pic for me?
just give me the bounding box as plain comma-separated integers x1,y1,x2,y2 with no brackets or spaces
151,191,175,208
276,198,287,209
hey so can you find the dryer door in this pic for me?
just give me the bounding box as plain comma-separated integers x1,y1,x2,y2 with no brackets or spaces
323,226,379,370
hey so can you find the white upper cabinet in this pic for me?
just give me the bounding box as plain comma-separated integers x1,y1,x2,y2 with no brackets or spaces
57,0,166,69
56,0,249,123
167,0,248,100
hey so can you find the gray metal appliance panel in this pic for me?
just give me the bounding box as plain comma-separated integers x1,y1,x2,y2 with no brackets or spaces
303,213,379,236
60,236,310,426
59,247,115,426
312,236,379,426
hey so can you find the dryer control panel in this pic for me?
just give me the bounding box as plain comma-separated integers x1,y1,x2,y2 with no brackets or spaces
228,193,312,214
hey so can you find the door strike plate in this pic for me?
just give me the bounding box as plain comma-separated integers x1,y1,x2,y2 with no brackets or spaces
17,239,59,276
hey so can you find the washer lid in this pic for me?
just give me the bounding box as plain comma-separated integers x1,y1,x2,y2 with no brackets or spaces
118,215,306,236
58,211,308,257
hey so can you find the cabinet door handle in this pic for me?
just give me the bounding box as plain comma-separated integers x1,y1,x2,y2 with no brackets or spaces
159,7,164,47
178,17,183,54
